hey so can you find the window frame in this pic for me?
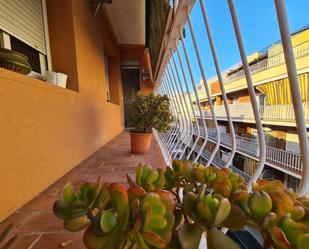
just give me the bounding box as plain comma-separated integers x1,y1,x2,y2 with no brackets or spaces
0,0,52,79
104,54,111,102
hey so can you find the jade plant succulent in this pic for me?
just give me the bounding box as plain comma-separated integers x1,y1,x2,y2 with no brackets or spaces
53,160,309,249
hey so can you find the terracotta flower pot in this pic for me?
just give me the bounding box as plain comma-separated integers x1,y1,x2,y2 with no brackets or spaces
130,132,153,154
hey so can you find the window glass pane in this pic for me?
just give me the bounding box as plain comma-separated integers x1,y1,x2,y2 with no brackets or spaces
10,36,41,74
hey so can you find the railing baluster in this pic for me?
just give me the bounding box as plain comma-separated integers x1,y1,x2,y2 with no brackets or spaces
167,63,188,156
164,74,183,156
199,0,237,168
162,78,179,160
274,0,309,195
171,54,194,159
186,7,221,166
159,82,174,163
165,71,184,155
228,0,266,190
179,32,209,164
175,46,202,160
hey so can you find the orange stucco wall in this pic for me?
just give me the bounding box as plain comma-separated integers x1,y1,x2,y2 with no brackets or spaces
0,0,127,221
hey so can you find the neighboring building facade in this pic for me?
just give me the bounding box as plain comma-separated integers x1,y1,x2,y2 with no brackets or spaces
191,25,309,190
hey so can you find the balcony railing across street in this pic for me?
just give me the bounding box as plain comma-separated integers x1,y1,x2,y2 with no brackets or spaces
199,101,309,122
224,40,309,83
196,127,303,174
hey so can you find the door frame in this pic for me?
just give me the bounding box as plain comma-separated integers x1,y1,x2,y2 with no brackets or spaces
120,66,141,128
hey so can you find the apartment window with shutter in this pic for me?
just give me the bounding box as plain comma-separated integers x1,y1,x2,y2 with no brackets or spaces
0,0,51,78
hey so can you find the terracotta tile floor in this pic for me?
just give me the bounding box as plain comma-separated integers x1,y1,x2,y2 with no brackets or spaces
0,131,165,249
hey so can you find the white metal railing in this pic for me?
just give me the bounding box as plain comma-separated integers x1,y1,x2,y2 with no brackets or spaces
200,102,309,122
202,103,255,120
224,40,309,83
260,102,309,122
198,127,303,174
153,0,309,196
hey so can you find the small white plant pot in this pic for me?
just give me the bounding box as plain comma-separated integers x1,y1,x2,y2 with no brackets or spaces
45,71,57,85
56,73,67,88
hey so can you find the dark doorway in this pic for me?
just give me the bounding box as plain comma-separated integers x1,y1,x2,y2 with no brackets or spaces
121,68,140,127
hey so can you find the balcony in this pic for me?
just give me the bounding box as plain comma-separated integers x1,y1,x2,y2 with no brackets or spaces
224,40,309,83
200,102,309,125
202,103,255,121
197,127,303,177
1,0,308,248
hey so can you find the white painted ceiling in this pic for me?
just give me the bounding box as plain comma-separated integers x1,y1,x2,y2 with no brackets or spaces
104,0,145,45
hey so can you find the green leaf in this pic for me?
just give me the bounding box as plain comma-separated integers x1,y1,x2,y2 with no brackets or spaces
53,200,89,220
298,233,309,249
91,183,110,210
213,198,231,226
220,203,246,231
100,210,117,233
183,192,198,216
178,224,203,249
207,227,240,249
174,209,185,230
76,183,95,205
89,177,103,209
63,216,90,232
135,232,150,249
60,182,75,204
100,226,125,249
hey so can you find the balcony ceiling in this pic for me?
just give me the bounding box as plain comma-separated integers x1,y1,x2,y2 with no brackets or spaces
104,0,145,45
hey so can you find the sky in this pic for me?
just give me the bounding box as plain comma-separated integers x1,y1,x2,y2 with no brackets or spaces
176,0,309,88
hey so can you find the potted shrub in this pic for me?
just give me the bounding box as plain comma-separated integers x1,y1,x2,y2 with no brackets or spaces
53,160,309,249
129,92,172,154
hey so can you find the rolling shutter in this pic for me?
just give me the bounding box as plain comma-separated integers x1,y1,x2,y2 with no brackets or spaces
0,0,46,54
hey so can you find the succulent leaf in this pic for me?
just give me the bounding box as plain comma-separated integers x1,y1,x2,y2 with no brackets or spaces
178,223,203,249
64,216,90,232
207,227,240,249
60,182,75,204
53,200,89,220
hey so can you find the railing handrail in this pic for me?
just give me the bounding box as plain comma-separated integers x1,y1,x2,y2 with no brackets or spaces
224,40,309,83
198,102,309,122
205,126,302,156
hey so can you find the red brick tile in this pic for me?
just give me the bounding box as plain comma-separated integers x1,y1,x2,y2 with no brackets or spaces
17,212,64,234
10,234,39,249
19,195,57,212
0,211,32,235
32,231,85,249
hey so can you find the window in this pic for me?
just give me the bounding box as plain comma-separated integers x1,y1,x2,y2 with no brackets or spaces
104,55,111,102
0,0,51,78
103,53,121,105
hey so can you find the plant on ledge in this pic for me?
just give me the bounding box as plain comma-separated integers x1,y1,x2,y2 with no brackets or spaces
53,160,309,249
129,92,172,154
